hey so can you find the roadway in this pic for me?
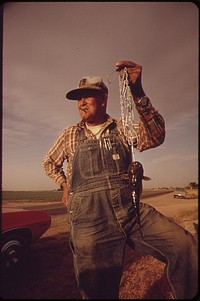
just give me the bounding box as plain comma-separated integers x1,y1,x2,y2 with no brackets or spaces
143,191,198,217
20,191,198,218
3,191,198,218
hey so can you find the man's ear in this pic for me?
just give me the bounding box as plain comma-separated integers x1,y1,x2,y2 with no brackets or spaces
101,95,107,107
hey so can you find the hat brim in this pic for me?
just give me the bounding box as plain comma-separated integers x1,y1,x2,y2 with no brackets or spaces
66,87,105,100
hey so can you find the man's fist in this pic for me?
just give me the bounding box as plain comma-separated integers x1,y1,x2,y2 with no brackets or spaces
115,60,145,99
116,60,141,70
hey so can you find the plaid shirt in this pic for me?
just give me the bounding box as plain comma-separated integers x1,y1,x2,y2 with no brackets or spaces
42,101,165,188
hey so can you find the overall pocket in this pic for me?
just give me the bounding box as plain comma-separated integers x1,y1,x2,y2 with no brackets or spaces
68,194,82,223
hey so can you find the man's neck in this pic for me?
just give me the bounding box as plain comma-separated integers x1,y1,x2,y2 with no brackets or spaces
86,114,108,126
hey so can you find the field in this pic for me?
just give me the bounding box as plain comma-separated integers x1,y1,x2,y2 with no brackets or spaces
2,190,64,201
2,188,174,201
1,190,198,299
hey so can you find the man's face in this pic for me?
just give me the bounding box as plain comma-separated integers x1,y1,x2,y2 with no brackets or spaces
77,92,107,125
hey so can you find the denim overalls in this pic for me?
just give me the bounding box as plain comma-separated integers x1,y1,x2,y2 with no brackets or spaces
68,124,198,299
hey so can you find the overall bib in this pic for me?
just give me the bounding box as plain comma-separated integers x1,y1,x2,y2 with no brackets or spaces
68,125,135,298
68,125,198,299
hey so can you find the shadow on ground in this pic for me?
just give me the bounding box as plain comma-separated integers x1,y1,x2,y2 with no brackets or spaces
1,232,171,299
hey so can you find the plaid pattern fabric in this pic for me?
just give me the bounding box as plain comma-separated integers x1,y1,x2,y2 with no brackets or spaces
42,107,165,188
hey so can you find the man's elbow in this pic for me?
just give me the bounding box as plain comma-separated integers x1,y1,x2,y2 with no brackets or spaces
154,130,165,147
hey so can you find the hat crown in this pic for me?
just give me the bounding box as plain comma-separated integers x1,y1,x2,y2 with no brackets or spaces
79,76,107,92
66,76,108,100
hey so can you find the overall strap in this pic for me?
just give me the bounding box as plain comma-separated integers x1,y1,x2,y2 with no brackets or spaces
73,127,87,152
109,120,119,135
76,126,87,142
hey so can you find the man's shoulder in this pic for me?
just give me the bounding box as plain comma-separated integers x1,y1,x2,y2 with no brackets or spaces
58,124,79,137
65,122,82,130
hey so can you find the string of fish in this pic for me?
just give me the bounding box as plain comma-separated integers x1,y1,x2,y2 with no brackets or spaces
118,67,144,239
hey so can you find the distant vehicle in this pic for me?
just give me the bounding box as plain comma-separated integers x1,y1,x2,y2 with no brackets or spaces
1,206,51,273
173,188,186,199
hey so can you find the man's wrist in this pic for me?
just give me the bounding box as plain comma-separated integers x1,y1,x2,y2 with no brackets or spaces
61,181,68,190
137,96,150,107
135,96,156,117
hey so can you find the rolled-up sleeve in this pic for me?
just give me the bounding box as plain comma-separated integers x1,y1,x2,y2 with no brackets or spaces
42,129,68,186
126,67,165,151
136,106,165,152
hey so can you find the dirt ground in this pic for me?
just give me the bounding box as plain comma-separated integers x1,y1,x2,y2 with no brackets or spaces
1,194,198,299
1,214,171,299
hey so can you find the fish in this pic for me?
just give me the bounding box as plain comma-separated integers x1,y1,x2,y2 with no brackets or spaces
127,161,151,197
127,161,151,238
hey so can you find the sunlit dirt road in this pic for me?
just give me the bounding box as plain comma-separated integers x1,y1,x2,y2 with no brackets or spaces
143,191,198,217
3,191,198,218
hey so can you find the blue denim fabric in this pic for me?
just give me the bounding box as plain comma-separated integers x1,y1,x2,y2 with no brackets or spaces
68,128,198,299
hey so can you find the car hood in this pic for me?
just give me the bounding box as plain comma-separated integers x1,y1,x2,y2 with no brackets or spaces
2,206,30,213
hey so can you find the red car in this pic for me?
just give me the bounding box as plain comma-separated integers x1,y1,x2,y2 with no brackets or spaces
1,206,51,272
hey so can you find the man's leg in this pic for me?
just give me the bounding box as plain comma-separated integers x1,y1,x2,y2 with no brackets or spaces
128,203,198,299
68,189,127,299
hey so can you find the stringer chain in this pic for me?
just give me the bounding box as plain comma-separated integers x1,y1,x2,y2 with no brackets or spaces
119,67,138,161
118,68,144,238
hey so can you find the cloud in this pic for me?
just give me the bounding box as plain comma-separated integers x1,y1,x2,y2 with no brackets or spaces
2,2,198,190
148,153,198,166
166,109,198,133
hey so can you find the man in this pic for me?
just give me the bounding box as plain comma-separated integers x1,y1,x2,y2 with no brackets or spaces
42,60,198,299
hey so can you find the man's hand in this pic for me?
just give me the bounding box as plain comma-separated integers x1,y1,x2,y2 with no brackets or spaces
61,181,69,207
116,60,145,99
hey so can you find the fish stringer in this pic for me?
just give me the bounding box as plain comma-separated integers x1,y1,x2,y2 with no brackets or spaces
118,67,147,239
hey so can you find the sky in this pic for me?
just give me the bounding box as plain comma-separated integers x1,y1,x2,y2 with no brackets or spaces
2,1,199,191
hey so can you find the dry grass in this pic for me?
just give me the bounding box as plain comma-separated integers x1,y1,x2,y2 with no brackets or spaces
1,208,197,299
173,207,198,226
